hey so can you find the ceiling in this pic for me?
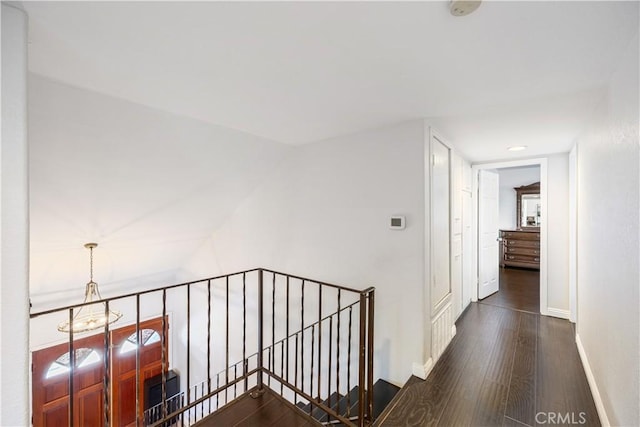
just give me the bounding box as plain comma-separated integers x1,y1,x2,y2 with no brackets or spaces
19,1,638,303
23,1,639,162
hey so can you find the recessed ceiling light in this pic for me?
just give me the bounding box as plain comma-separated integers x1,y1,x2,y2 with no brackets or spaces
508,146,527,152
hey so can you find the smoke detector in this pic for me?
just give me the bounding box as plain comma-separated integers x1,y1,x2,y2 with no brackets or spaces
449,0,482,16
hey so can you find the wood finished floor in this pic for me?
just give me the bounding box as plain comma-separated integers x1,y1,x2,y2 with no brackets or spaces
195,388,318,427
480,267,540,314
378,303,599,427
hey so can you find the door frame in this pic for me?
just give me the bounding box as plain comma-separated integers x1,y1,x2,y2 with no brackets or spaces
471,158,548,315
426,127,453,316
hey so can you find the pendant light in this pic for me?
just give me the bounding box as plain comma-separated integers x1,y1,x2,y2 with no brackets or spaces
57,243,122,333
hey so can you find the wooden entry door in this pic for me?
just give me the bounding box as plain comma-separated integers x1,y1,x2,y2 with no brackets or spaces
32,333,105,427
111,317,168,427
32,317,168,427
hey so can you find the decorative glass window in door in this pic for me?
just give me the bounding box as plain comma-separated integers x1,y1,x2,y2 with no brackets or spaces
45,347,102,379
119,328,161,354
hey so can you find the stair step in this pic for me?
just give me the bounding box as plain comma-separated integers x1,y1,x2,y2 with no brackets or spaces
296,379,401,424
297,392,342,421
331,385,360,420
371,379,400,420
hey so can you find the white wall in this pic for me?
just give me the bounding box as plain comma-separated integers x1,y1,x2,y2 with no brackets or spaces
0,4,30,425
497,166,540,230
26,75,293,412
182,121,427,385
28,75,291,306
574,31,639,426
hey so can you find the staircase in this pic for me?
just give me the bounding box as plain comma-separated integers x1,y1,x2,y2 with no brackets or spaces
31,268,377,427
296,379,401,425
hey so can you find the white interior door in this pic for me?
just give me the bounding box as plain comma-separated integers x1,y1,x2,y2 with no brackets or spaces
478,169,499,299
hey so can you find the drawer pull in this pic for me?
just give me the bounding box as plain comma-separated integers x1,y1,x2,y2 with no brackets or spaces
534,257,540,262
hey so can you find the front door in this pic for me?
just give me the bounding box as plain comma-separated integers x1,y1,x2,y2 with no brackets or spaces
32,334,105,427
111,317,167,427
32,317,167,427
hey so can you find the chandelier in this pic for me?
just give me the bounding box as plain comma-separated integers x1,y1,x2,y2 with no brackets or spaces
57,243,122,333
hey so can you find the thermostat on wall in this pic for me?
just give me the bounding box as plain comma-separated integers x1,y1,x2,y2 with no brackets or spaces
390,216,406,230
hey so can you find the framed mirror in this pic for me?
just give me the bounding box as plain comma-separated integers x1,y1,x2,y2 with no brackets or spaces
516,182,540,229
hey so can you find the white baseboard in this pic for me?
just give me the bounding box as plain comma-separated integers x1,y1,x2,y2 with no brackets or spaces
451,324,457,338
546,307,570,319
412,358,433,380
423,357,434,378
575,333,609,426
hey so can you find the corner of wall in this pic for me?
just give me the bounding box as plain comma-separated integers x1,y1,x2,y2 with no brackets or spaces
412,358,434,380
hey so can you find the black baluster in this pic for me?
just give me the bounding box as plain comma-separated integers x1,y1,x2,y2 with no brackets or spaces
270,272,276,387
207,279,211,395
68,308,74,427
187,283,191,407
243,273,247,391
301,280,305,394
135,295,141,427
294,331,299,403
336,289,341,407
317,285,322,401
328,314,333,412
285,276,290,388
104,301,111,427
162,290,167,420
280,340,285,396
225,275,229,402
310,323,315,409
347,306,353,418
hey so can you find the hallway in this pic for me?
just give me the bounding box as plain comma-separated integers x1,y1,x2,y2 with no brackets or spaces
378,303,599,426
480,268,540,314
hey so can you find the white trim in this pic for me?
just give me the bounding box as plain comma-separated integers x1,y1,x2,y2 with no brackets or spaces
423,358,434,378
429,127,453,313
546,308,570,320
413,324,456,380
471,158,548,316
412,358,434,380
575,333,609,426
569,145,578,323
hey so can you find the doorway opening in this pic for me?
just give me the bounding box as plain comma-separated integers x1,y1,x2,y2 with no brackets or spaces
472,159,547,315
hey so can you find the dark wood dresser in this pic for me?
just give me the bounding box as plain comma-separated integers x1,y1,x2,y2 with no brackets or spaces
500,229,540,270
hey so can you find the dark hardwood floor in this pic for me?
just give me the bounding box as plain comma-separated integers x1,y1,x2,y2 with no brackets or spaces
195,388,318,426
378,303,599,427
480,267,540,314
